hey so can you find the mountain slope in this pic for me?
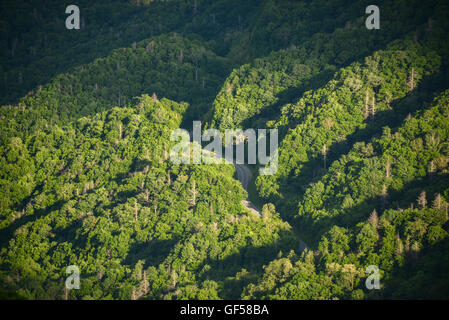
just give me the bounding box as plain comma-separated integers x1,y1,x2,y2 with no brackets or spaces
1,0,449,301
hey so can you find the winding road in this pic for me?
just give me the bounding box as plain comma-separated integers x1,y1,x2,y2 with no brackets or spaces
202,148,307,251
200,147,261,217
234,163,251,191
235,162,307,253
234,163,261,217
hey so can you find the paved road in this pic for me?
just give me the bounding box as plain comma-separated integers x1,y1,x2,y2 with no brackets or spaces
234,163,261,217
202,149,307,249
201,149,261,217
234,163,251,191
189,137,305,249
235,163,308,250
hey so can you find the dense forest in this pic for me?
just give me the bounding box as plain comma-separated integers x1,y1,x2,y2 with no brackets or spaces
0,0,449,300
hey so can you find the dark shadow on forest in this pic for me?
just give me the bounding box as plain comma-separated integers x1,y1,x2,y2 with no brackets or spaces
270,69,448,229
0,199,65,248
241,68,338,129
0,1,204,107
294,172,449,246
369,236,449,299
235,44,445,226
239,34,410,132
198,228,298,299
125,237,181,270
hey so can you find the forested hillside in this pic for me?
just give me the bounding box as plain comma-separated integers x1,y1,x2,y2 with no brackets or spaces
1,33,233,134
243,90,449,299
1,0,449,300
0,94,295,299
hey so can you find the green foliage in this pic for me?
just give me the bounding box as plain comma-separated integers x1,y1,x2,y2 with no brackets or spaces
1,0,449,301
0,94,293,299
